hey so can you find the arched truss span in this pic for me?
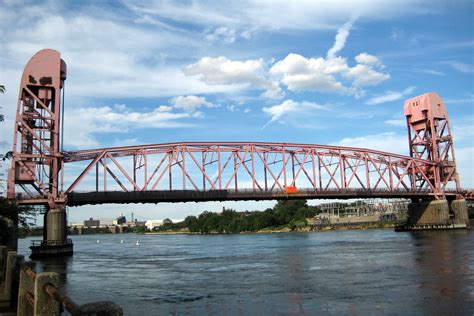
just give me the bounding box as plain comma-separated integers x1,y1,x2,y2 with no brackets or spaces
58,142,450,205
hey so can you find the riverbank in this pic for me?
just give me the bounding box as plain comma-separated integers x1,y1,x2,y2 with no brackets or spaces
145,221,400,235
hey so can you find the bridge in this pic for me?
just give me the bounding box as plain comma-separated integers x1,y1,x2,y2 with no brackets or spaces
5,49,472,257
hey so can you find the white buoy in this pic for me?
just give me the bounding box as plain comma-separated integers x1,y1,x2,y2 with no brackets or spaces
96,240,100,244
136,241,140,246
120,240,124,244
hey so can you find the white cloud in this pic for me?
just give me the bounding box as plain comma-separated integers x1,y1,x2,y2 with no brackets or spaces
385,119,406,127
444,93,474,105
266,21,389,95
64,104,198,149
327,19,355,58
262,99,323,128
205,26,237,43
366,86,416,105
417,69,445,76
449,61,474,73
335,132,408,155
184,56,265,85
170,95,216,112
355,52,382,66
126,0,442,35
346,63,390,87
184,56,282,99
270,52,389,94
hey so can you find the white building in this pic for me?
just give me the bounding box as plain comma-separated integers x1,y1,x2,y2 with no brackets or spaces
145,220,163,230
145,219,184,231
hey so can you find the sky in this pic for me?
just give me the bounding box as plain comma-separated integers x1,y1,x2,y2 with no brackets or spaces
0,0,473,223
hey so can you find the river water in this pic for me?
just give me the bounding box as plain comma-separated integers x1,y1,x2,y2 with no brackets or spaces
18,229,474,315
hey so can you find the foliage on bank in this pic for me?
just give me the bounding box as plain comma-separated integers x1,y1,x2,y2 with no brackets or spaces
153,200,321,234
0,198,40,243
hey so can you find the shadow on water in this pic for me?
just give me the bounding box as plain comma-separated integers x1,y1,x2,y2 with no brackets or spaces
409,230,473,314
30,256,73,288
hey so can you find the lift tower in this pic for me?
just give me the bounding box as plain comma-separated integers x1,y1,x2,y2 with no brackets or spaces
7,49,72,257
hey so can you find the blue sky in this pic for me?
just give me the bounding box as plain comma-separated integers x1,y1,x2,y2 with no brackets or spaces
0,0,473,223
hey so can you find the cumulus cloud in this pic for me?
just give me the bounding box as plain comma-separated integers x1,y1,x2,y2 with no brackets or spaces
183,56,283,99
346,62,390,87
262,99,323,128
366,86,416,105
270,54,348,93
270,52,388,94
170,95,216,112
355,52,382,66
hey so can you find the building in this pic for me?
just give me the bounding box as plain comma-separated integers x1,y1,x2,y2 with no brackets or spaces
144,219,184,230
113,214,126,225
84,218,100,228
145,220,163,231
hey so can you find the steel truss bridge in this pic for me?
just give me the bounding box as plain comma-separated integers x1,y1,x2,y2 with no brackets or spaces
6,50,473,210
62,142,461,206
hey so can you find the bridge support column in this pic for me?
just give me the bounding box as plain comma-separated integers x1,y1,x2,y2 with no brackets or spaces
396,199,469,231
450,199,469,227
30,207,73,258
45,208,67,242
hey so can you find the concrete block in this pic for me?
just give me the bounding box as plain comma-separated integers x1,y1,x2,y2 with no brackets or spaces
408,200,450,225
450,199,469,226
34,272,60,316
17,262,36,316
46,208,67,242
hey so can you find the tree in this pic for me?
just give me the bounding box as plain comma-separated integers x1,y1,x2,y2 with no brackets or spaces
0,198,39,248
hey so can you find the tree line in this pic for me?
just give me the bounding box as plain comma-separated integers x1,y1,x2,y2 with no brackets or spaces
154,199,322,234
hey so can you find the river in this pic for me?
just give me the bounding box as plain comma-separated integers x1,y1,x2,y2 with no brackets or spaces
18,229,474,315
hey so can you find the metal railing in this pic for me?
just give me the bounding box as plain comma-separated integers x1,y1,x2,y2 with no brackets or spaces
30,238,73,248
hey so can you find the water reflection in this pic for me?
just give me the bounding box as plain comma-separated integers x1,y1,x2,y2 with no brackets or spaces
410,231,473,314
17,230,474,315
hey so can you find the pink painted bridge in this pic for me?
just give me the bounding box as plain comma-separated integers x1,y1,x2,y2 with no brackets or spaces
6,50,472,210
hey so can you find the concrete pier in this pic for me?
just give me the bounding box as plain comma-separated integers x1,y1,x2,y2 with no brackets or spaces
30,208,73,258
45,208,67,242
396,199,469,231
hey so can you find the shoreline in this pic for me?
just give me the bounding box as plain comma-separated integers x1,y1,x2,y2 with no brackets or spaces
145,222,400,235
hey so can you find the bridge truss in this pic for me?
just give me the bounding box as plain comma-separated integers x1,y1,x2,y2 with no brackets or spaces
57,141,453,206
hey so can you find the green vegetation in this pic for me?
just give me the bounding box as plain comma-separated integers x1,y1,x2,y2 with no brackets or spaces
153,200,321,234
0,198,41,244
131,225,147,234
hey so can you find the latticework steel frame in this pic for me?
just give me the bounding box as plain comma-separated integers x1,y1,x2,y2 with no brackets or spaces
62,142,439,197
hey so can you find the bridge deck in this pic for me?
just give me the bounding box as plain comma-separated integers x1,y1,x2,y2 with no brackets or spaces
63,189,458,206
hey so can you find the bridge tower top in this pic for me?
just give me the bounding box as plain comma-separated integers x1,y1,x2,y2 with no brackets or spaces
404,92,460,194
7,49,67,208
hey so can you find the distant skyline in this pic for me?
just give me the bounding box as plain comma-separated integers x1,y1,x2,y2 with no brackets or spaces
0,0,472,222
